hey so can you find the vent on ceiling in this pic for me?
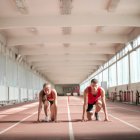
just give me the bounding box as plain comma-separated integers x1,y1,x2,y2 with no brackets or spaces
62,27,71,35
64,53,70,56
59,0,73,15
63,43,70,48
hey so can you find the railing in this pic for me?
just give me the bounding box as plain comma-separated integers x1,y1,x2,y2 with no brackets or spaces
0,100,18,106
110,90,140,105
136,90,140,105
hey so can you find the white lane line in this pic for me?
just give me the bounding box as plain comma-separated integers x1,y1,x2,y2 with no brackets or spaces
106,106,140,113
67,98,75,140
109,114,140,131
117,107,140,113
0,102,38,119
69,98,140,132
0,102,38,114
0,111,37,135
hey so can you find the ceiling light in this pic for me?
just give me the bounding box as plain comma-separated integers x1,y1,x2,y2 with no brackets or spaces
63,43,70,48
15,53,21,60
27,27,38,34
89,43,96,46
96,26,103,33
59,0,73,15
14,0,28,14
64,53,70,56
62,27,71,35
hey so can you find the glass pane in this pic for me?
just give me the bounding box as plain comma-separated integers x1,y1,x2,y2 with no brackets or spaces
117,60,123,85
137,36,140,46
127,43,132,51
130,47,140,83
103,68,108,87
109,64,116,87
133,39,138,48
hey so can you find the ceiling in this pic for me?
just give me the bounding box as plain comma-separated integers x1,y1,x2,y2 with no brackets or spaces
0,0,140,84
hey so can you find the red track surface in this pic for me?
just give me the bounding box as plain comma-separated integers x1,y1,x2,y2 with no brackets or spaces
0,96,140,140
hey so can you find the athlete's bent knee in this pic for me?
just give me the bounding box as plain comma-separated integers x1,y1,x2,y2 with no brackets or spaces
96,100,102,108
44,100,50,107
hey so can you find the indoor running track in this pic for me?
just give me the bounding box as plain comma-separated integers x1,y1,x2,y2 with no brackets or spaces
0,96,140,140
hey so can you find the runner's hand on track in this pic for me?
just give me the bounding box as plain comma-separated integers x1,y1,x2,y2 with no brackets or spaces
104,117,109,121
37,119,41,123
82,116,87,122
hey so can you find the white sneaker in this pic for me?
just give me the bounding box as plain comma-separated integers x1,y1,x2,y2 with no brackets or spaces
44,116,50,122
89,110,93,115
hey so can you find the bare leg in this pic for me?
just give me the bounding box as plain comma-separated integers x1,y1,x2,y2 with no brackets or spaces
95,100,102,120
50,104,54,121
95,100,102,113
87,111,93,121
50,103,57,122
86,101,102,121
44,101,50,117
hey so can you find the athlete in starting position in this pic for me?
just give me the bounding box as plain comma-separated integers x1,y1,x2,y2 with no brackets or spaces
82,79,109,121
37,83,57,122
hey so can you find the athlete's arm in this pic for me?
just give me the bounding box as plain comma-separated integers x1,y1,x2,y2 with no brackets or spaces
37,92,43,122
82,90,88,121
101,88,109,121
52,89,58,122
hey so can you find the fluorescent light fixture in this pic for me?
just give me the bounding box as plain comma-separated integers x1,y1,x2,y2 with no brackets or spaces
27,27,38,34
18,56,22,63
14,0,29,14
15,53,22,63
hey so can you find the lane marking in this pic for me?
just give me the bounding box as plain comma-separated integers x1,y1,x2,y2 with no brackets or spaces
109,113,140,131
105,106,140,113
106,106,140,113
0,102,38,119
117,107,140,113
0,102,38,114
67,98,75,140
0,111,37,135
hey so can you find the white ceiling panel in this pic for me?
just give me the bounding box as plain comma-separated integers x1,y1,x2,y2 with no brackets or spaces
0,0,140,84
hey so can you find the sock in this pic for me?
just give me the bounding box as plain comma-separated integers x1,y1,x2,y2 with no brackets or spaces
95,112,99,120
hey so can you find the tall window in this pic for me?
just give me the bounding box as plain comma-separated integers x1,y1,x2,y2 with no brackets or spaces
138,36,140,46
130,48,140,83
103,68,108,87
0,43,6,85
6,57,18,86
98,72,102,86
109,64,116,87
109,56,116,65
117,56,129,85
